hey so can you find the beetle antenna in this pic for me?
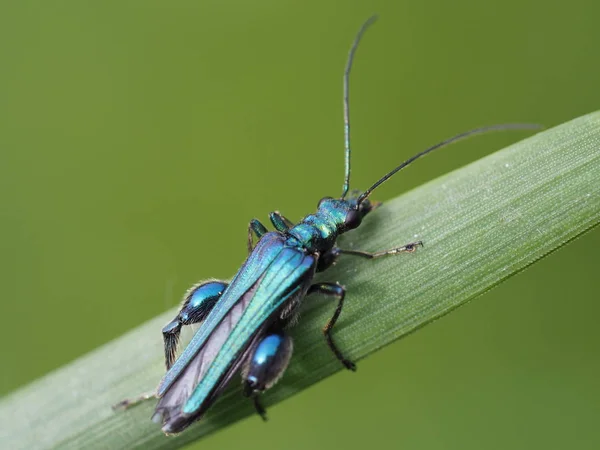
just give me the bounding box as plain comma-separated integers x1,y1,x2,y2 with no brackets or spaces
341,15,378,199
356,123,543,205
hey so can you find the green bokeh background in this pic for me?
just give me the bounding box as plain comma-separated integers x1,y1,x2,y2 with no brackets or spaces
1,1,599,449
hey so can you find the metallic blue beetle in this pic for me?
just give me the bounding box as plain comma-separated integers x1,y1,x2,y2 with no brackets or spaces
115,16,538,434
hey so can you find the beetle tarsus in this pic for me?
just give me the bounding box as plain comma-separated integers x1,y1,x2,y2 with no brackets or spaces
337,240,424,259
253,396,268,421
112,391,156,411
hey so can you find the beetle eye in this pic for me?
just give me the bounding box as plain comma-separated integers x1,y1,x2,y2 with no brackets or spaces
344,208,362,230
318,197,333,208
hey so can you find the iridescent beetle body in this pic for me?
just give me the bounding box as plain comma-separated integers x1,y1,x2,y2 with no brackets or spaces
115,16,539,434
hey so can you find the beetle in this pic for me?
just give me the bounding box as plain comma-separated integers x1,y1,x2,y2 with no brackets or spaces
115,16,539,434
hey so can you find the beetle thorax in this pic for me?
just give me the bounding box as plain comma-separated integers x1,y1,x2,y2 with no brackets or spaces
287,198,355,253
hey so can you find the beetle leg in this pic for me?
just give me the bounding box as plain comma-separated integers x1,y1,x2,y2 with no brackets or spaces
336,240,424,259
112,391,156,411
247,219,268,253
307,283,356,371
269,211,294,231
316,247,341,272
252,396,268,422
162,280,228,370
241,329,294,421
114,280,228,411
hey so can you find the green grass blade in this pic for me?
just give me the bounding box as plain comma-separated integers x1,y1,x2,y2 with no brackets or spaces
2,112,599,450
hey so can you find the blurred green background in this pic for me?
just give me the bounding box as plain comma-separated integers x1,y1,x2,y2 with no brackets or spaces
1,1,599,449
